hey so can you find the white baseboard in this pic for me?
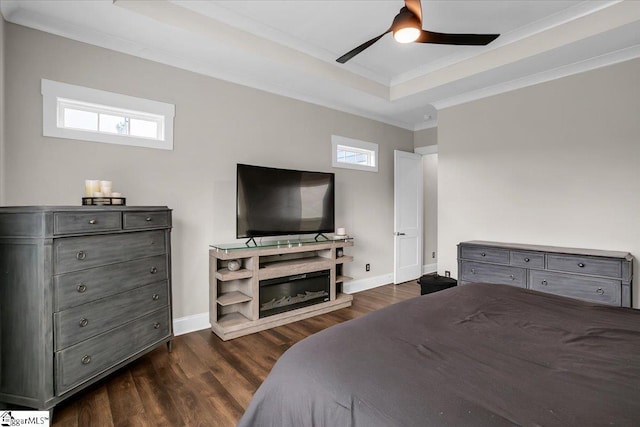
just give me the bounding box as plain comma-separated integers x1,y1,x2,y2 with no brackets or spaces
173,312,210,336
422,263,437,274
342,273,394,294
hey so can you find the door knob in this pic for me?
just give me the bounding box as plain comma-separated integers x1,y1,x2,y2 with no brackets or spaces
394,232,406,236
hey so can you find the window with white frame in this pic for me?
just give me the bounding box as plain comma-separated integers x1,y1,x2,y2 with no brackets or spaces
331,135,378,172
41,79,175,150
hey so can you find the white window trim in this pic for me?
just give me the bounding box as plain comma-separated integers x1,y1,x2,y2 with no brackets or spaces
41,79,175,150
331,135,378,172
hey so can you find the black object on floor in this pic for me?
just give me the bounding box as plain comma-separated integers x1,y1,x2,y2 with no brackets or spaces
417,273,457,295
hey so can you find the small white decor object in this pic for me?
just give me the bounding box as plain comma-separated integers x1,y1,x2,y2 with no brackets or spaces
227,259,241,271
336,227,346,236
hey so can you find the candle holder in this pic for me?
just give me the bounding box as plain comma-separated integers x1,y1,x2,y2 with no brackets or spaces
82,197,126,206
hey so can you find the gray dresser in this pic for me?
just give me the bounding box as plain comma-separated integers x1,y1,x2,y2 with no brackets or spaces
0,206,173,412
458,241,633,307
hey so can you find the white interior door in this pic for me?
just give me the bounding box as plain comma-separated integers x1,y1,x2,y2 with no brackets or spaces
394,150,424,284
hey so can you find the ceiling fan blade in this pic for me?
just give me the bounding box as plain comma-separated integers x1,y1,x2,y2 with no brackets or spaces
336,30,391,64
416,30,499,46
404,0,422,24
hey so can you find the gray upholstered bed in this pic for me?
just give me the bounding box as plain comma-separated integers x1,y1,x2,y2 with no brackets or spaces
238,284,640,427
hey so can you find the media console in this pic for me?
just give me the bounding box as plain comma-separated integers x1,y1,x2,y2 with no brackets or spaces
209,238,354,340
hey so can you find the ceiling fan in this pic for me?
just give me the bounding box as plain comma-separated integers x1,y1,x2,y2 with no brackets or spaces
336,0,500,64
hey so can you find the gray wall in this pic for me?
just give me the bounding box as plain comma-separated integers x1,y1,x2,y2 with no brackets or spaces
414,127,437,148
438,58,640,307
3,23,414,320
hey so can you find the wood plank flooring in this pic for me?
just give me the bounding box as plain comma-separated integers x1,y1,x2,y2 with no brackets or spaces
52,282,420,427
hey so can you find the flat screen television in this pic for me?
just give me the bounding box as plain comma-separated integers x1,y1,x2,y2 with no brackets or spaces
236,164,335,240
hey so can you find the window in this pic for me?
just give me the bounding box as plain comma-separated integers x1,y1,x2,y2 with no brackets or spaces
42,79,175,150
331,135,378,172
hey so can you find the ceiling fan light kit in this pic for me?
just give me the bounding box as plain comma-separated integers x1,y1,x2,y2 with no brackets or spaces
337,0,500,64
392,7,421,43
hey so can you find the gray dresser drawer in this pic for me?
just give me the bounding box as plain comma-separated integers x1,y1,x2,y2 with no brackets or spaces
55,308,171,395
54,281,169,350
53,255,167,311
547,254,622,278
510,250,544,269
530,270,621,306
460,261,526,287
53,230,166,274
54,212,122,235
123,211,170,230
460,245,509,264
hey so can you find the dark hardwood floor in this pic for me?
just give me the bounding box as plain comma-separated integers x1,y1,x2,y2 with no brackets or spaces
52,282,420,427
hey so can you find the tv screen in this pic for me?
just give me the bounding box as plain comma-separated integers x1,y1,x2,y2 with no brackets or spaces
236,164,335,238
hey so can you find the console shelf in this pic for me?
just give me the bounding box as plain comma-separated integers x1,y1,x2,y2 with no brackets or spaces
210,238,354,340
217,291,252,306
217,312,252,329
215,268,253,281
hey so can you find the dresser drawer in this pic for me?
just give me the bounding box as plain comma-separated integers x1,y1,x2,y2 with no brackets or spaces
53,230,166,274
546,254,622,278
54,211,122,235
460,246,509,264
460,261,526,287
54,255,168,311
123,211,170,230
530,270,621,306
54,281,169,350
55,308,171,395
510,250,544,269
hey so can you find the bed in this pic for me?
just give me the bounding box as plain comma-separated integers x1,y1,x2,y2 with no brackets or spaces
237,284,640,426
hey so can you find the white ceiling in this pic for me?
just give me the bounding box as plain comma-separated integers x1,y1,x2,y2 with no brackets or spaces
2,0,640,130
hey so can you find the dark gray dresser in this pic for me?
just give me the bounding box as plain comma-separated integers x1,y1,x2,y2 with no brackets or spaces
0,206,173,412
458,241,633,307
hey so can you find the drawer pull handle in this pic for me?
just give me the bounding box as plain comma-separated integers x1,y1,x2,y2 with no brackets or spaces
76,283,87,293
470,268,475,274
541,280,548,286
524,258,530,262
81,355,92,365
481,253,486,257
150,266,158,274
509,274,515,280
578,263,585,268
146,217,153,222
76,251,87,260
152,294,160,301
79,318,89,327
596,288,605,295
89,219,97,225
154,322,161,329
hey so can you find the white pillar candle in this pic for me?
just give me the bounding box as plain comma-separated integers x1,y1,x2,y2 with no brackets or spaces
336,227,346,236
100,181,112,196
85,180,100,197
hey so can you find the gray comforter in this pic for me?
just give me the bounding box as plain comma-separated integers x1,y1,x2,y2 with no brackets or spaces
238,283,640,426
